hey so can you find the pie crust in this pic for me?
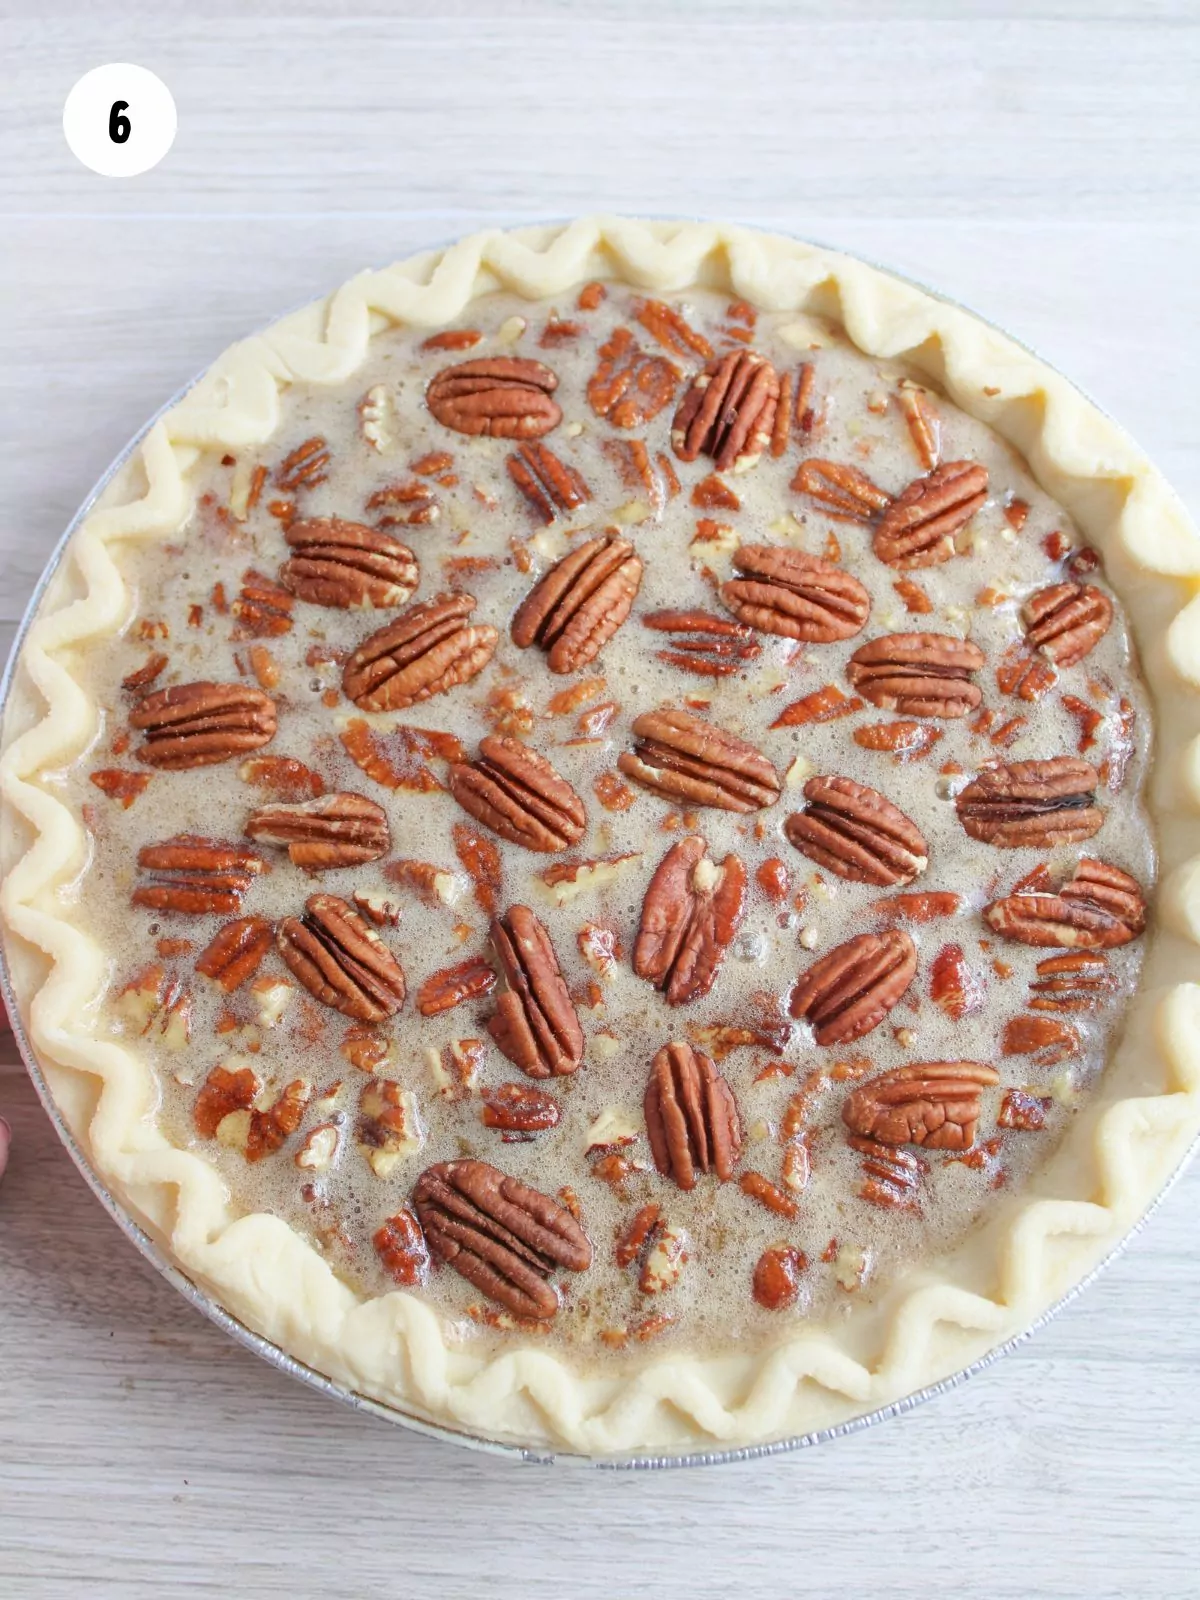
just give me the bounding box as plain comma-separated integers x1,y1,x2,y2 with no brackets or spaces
4,218,1200,1459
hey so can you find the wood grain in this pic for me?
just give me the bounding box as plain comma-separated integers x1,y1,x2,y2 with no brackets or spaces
2,4,1199,1596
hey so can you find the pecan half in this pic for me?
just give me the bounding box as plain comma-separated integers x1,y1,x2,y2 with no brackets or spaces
131,681,277,769
842,1061,1000,1150
195,916,273,991
788,929,917,1045
245,792,390,871
1022,582,1114,666
784,776,928,887
426,357,561,439
511,533,642,673
984,857,1146,948
488,905,584,1078
413,1158,591,1320
277,893,406,1020
449,736,586,853
872,461,989,569
507,443,591,524
280,518,419,609
644,1041,742,1191
619,708,781,813
342,593,498,711
792,459,891,522
719,545,871,643
846,633,985,718
133,836,267,915
586,327,680,428
670,350,780,473
956,757,1103,847
634,837,747,1006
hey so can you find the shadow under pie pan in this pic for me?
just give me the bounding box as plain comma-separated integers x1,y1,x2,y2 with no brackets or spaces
3,218,1200,1466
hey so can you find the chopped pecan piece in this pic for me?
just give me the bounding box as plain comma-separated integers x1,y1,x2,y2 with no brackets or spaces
342,593,498,712
487,905,583,1078
231,570,295,638
275,436,329,492
133,836,267,915
846,633,985,718
929,942,983,1019
850,1134,925,1210
195,916,273,992
871,890,962,923
753,1245,807,1310
245,792,390,871
1002,1015,1080,1065
719,545,871,643
586,326,680,427
1022,582,1114,667
872,461,989,569
996,644,1058,702
426,356,561,439
131,681,277,769
670,350,780,473
897,383,942,469
122,652,169,694
280,517,419,609
983,857,1146,948
89,769,152,808
412,1159,591,1320
642,608,761,678
357,1078,422,1176
619,708,781,813
784,776,928,888
789,929,917,1046
373,1210,430,1286
480,1081,562,1139
634,298,713,360
852,720,944,762
739,1170,800,1218
644,1042,741,1191
634,837,746,1006
998,1090,1051,1132
341,719,464,792
511,533,642,673
792,459,891,522
507,442,591,524
277,893,406,1021
238,756,325,801
1027,950,1117,1011
365,479,439,529
842,1061,999,1150
449,736,587,853
194,1063,259,1139
956,757,1103,847
246,1079,312,1163
416,955,497,1017
771,684,862,728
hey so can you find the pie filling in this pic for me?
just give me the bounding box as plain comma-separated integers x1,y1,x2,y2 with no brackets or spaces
66,284,1153,1359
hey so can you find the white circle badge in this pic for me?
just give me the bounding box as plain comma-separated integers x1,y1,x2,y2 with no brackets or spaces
63,64,177,178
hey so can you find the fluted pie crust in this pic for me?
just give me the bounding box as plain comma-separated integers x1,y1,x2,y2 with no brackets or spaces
4,218,1200,1459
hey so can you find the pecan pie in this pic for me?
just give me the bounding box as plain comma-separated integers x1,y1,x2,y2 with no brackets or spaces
4,220,1197,1464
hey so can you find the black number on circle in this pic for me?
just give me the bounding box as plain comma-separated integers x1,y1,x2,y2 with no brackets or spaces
109,101,131,144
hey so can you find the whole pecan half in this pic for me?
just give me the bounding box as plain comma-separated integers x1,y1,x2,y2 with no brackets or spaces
1022,582,1114,666
511,532,643,673
644,1041,742,1191
133,836,267,915
426,357,561,439
784,776,928,887
955,757,1103,847
872,461,989,569
670,350,780,473
245,791,390,871
788,928,917,1045
131,681,277,769
619,708,781,813
280,517,419,609
719,545,871,643
984,857,1146,948
633,836,747,1005
842,1061,1000,1151
792,459,892,522
488,905,584,1077
195,916,274,991
412,1158,591,1320
449,736,587,852
846,632,985,718
276,893,406,1020
342,593,498,712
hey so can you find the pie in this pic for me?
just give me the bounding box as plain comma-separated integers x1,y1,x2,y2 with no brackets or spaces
3,219,1200,1461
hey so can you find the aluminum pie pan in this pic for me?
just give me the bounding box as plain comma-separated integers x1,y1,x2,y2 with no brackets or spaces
1,231,1194,1469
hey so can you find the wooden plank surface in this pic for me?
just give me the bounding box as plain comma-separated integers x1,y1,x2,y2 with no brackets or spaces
2,4,1199,1596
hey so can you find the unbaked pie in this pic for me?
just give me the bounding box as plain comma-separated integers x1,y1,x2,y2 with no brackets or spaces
3,219,1199,1459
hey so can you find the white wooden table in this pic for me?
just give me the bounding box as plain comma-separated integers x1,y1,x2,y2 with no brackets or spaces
3,5,1199,1595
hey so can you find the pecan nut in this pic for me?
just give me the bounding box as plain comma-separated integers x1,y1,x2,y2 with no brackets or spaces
984,857,1146,948
788,928,917,1045
374,1210,430,1286
644,1041,741,1191
633,837,747,1005
245,792,390,870
507,443,591,524
642,608,761,678
280,517,419,609
277,893,406,1020
619,708,781,813
846,632,985,718
670,350,780,473
449,736,586,853
719,545,871,643
480,1082,562,1138
784,776,928,887
342,593,498,712
412,1158,591,1320
511,533,643,673
955,757,1104,847
1022,582,1114,666
131,681,277,769
872,461,989,569
586,327,680,428
842,1061,1000,1151
792,459,892,522
133,836,267,915
426,357,561,439
195,916,274,991
488,905,584,1078
416,955,498,1017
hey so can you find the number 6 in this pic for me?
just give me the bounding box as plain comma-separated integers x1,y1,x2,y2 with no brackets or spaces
109,101,131,144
